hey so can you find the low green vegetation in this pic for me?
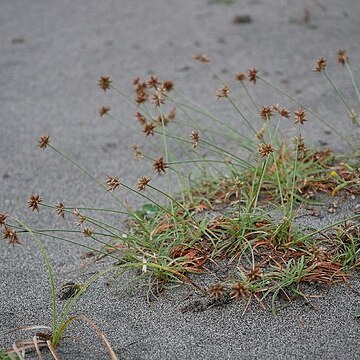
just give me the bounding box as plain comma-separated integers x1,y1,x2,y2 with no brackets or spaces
1,50,359,358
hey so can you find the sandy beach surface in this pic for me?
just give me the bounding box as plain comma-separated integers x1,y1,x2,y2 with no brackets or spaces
1,1,359,358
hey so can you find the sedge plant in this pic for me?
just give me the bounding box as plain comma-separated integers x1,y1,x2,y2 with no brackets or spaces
1,49,360,355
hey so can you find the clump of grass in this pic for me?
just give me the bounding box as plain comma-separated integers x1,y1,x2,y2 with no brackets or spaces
2,220,118,359
2,49,360,356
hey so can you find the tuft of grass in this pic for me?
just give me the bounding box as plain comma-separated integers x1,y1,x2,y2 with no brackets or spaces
2,220,118,359
2,49,360,356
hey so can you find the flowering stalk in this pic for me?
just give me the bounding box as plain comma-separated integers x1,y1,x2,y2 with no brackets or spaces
265,115,286,214
13,219,58,339
345,61,360,108
154,130,255,170
226,94,258,136
167,94,255,151
322,70,360,127
251,157,269,212
258,76,357,150
47,144,128,210
289,132,300,215
297,214,360,242
239,80,260,113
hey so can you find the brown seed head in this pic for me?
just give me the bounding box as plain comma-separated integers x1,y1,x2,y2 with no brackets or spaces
230,282,250,299
279,108,290,119
168,107,177,120
153,157,168,174
248,68,259,84
28,194,42,212
135,81,148,94
293,134,305,147
154,115,169,126
294,108,308,125
151,91,166,107
235,72,247,81
313,57,327,72
247,267,263,281
135,112,147,125
216,84,230,99
148,75,160,89
192,53,210,63
83,228,93,237
106,176,120,192
73,208,86,226
293,135,308,155
208,283,226,299
38,135,50,150
3,226,21,246
143,122,157,136
272,104,280,112
137,177,151,191
135,150,143,160
55,201,65,218
99,106,110,117
135,90,149,105
348,109,358,124
337,49,349,65
98,76,112,91
257,143,274,158
260,106,273,121
131,144,143,160
233,177,243,189
162,81,174,92
0,213,8,227
155,108,176,126
256,123,266,140
191,130,200,149
273,104,290,119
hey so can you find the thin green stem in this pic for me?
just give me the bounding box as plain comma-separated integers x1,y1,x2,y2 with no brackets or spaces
168,93,255,150
106,113,139,133
241,82,260,113
120,182,173,216
48,144,128,210
226,95,258,136
252,158,268,212
168,159,242,167
28,228,123,260
154,129,255,170
266,117,285,213
58,265,115,334
13,225,119,240
13,220,58,336
322,70,359,125
289,134,299,215
199,138,255,170
109,84,134,106
345,61,360,107
157,104,170,165
47,144,183,228
297,214,360,242
40,203,128,237
146,184,190,216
